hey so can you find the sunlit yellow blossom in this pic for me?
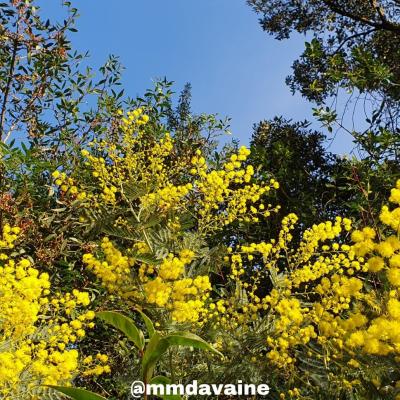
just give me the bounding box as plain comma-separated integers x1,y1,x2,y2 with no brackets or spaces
0,225,100,399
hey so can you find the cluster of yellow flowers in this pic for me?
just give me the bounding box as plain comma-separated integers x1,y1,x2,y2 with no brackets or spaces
142,250,211,323
212,179,400,395
211,216,352,331
266,297,317,366
192,146,280,232
142,182,193,212
119,107,150,128
0,223,20,249
82,353,111,377
52,170,87,200
339,181,400,357
77,110,176,207
0,225,108,399
52,112,281,239
83,237,135,293
83,239,212,323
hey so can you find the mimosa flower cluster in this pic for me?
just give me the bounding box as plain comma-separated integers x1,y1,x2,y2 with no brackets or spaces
49,109,400,398
0,224,108,399
214,180,400,396
55,111,281,325
52,109,279,235
83,240,212,323
143,250,212,323
82,237,135,293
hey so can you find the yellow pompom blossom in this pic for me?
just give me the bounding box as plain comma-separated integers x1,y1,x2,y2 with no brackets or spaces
83,240,211,323
82,237,135,293
211,179,400,390
0,225,109,399
51,170,86,200
52,112,279,236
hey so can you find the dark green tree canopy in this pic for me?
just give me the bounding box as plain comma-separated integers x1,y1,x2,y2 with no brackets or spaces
248,0,400,39
248,0,400,199
248,117,350,239
248,0,400,127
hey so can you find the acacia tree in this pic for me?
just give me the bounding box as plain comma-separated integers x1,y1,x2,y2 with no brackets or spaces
4,2,400,400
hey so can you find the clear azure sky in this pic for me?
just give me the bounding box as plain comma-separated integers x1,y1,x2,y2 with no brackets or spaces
38,0,354,154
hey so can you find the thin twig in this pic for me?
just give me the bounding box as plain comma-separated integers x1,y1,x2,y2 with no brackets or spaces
0,38,18,142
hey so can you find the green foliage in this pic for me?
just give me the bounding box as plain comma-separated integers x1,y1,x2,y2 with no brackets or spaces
96,311,145,351
248,0,400,228
48,386,107,400
1,1,400,400
249,117,344,229
0,0,124,152
136,309,156,338
248,0,400,157
142,331,222,382
85,310,221,398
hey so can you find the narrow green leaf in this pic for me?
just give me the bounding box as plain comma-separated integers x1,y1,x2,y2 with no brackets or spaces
142,331,222,382
96,311,144,350
135,309,155,338
162,332,223,358
142,332,163,381
47,386,107,400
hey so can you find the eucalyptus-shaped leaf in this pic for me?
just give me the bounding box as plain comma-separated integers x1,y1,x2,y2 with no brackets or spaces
162,331,223,355
136,309,155,338
142,332,164,382
97,311,145,350
47,386,107,400
142,331,222,382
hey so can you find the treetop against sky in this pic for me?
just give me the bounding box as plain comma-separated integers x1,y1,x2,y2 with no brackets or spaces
37,0,355,154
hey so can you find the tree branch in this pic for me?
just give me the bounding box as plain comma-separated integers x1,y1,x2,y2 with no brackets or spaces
0,38,18,142
334,28,377,53
322,0,400,33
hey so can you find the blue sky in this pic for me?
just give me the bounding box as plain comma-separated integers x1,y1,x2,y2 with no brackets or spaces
38,0,354,154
